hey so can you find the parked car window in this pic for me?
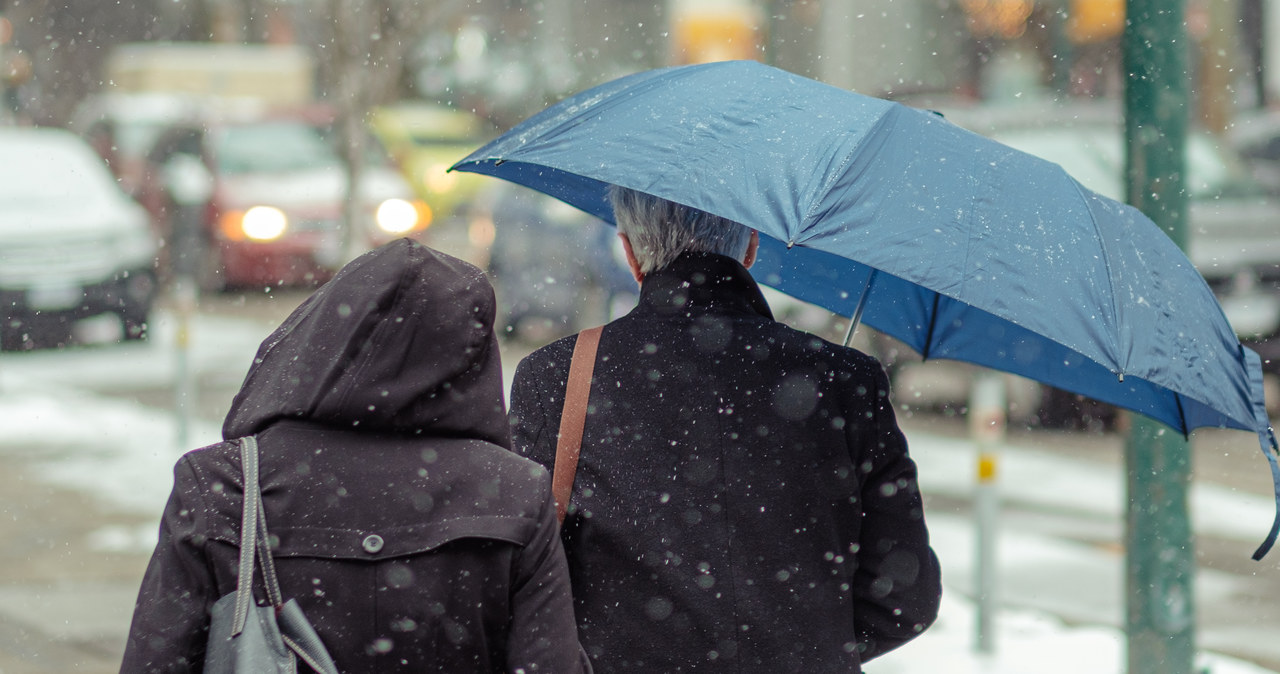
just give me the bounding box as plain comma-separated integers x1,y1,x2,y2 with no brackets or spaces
148,128,202,165
0,133,119,204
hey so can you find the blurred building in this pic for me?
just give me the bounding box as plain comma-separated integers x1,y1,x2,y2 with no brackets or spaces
0,0,1271,138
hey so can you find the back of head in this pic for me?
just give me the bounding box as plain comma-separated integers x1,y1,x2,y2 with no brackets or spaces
610,185,751,273
222,238,511,447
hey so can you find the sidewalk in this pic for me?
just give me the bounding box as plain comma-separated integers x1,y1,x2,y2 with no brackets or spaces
0,443,154,674
880,415,1280,673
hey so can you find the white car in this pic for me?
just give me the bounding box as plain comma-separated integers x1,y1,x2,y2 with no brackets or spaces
0,127,158,350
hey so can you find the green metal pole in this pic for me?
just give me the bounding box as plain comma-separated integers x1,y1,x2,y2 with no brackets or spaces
1125,419,1196,673
1122,0,1195,672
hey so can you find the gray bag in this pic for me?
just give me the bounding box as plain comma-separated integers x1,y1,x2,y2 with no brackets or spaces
204,436,340,674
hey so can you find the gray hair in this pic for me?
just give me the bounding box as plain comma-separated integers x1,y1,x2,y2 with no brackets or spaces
609,185,752,274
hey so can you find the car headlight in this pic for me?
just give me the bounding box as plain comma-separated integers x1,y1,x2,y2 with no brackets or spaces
375,198,432,234
424,162,459,194
221,206,288,242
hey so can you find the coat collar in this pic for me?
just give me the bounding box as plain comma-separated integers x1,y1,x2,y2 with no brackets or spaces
635,252,774,320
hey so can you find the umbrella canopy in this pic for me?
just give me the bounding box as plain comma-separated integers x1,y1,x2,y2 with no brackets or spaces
451,60,1279,557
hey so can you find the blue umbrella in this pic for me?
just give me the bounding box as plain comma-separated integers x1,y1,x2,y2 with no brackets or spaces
451,60,1279,558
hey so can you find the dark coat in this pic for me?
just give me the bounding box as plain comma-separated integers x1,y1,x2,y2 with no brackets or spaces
122,239,590,673
509,252,941,673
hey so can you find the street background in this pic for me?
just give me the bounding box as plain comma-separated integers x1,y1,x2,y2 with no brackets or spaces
2,0,1280,671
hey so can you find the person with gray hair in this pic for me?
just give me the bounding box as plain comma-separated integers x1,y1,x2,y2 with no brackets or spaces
508,186,942,672
609,185,755,274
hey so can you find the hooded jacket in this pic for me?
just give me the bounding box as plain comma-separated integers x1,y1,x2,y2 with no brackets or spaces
509,252,941,673
122,239,590,673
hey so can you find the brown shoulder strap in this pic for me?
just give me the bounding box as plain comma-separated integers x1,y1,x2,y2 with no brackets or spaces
553,325,603,525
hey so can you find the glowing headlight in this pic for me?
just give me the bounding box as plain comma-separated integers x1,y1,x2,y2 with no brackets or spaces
375,198,421,234
242,206,288,241
424,163,459,194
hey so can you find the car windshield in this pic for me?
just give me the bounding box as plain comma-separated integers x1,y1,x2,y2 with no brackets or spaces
214,121,341,175
115,121,172,160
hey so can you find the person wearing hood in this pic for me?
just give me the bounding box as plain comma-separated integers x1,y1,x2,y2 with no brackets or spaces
122,239,591,673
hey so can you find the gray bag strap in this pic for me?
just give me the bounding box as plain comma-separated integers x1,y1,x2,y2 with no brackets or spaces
251,448,285,607
232,436,286,623
231,435,341,674
231,435,262,636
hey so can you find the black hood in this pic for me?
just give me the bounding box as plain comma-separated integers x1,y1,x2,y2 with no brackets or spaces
222,238,511,448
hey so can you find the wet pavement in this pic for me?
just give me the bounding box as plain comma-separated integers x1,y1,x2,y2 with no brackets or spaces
0,453,151,673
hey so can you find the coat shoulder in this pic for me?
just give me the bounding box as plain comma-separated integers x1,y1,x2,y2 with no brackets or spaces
757,319,889,378
174,439,242,488
517,332,578,372
457,438,552,483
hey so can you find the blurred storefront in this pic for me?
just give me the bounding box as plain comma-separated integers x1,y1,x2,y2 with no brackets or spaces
668,0,766,64
2,0,1271,142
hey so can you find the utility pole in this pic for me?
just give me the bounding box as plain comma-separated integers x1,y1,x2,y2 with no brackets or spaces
970,372,1006,655
162,154,214,452
332,0,371,265
1122,0,1195,672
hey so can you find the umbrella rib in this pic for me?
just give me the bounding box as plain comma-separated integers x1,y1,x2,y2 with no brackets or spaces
1175,392,1189,439
921,293,941,361
1066,178,1125,371
804,107,900,228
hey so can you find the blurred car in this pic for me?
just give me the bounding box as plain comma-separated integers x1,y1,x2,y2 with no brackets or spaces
1228,109,1280,195
68,91,208,197
368,102,495,223
302,105,431,240
0,127,158,350
477,183,636,342
934,101,1280,423
137,107,430,291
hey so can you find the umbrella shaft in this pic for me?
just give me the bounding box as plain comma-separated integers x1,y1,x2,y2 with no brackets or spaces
843,270,878,348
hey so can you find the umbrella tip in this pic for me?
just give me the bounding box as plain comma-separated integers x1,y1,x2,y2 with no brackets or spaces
787,240,794,249
1117,372,1125,382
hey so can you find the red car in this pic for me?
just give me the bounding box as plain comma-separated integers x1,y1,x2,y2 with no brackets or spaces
138,108,429,290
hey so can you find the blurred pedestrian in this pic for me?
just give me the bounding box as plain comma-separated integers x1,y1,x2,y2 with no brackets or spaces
508,187,942,672
122,239,590,673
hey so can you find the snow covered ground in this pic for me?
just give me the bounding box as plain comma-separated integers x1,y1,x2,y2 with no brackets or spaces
0,309,1275,673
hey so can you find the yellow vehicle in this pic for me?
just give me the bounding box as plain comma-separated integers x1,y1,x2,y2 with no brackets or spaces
368,102,494,223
